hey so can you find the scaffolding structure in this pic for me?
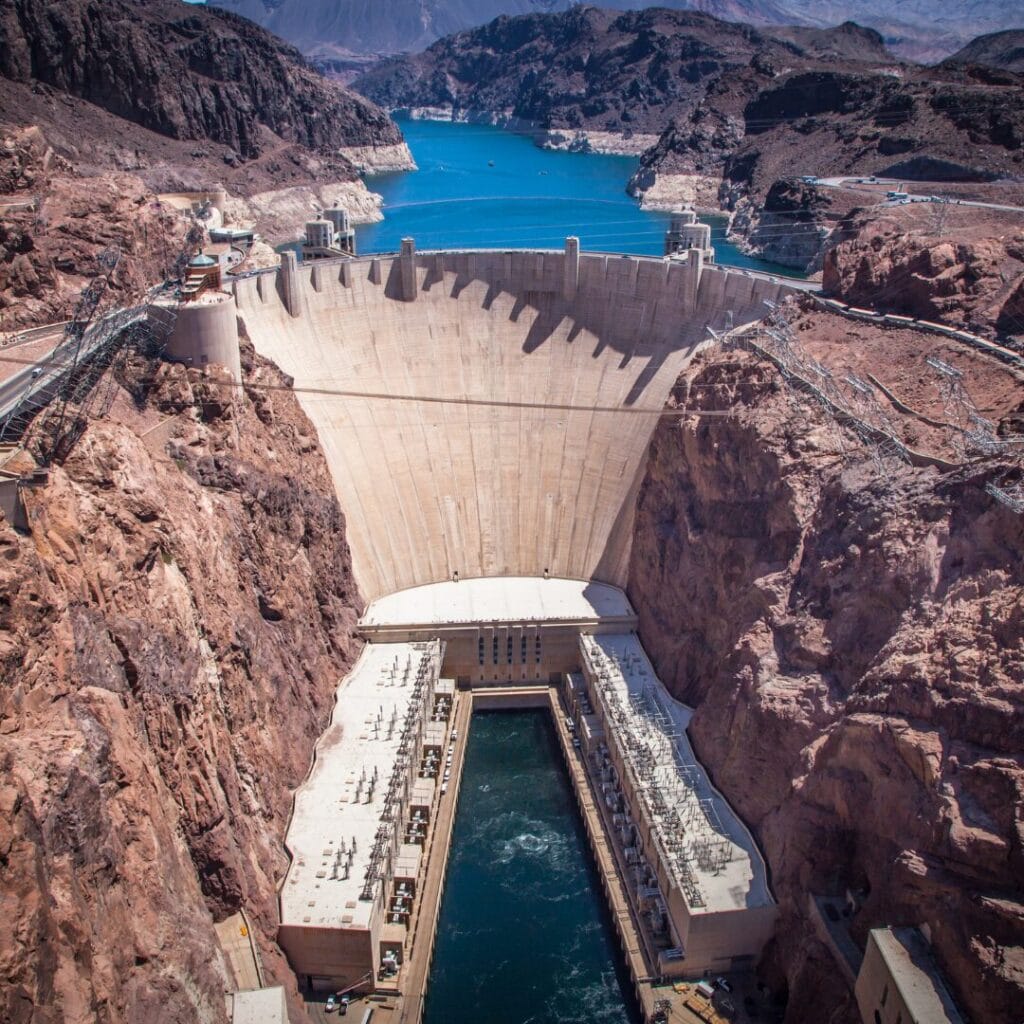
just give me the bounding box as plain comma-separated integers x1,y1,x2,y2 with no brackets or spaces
721,302,1024,513
583,637,735,912
985,480,1024,513
735,301,914,472
924,356,1005,458
924,356,1023,513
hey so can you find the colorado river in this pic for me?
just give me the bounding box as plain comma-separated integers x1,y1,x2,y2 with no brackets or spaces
423,710,642,1024
356,117,794,273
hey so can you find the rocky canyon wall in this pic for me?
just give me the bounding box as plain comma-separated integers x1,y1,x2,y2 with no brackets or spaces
0,342,362,1023
627,347,1024,1023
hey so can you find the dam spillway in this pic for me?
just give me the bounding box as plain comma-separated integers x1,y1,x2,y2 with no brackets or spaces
235,243,800,601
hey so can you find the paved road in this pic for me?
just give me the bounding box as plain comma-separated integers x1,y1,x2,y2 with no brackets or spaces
812,176,1024,214
0,306,148,431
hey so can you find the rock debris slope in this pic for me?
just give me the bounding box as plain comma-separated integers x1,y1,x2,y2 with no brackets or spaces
627,326,1024,1024
0,346,362,1024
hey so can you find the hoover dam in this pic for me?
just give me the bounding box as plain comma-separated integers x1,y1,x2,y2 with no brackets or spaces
234,240,800,599
172,235,801,1022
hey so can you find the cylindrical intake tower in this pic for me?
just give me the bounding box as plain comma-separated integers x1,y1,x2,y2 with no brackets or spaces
155,290,241,383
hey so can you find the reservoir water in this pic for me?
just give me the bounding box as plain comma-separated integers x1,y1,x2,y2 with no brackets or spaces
355,117,793,273
423,711,642,1024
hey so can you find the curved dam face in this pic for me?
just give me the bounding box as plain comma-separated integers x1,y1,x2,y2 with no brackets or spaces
235,245,796,600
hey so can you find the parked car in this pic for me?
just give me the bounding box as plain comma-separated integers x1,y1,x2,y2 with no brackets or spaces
325,994,338,1013
714,976,732,992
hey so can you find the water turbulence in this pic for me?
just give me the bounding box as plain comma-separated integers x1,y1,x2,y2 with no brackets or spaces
424,711,641,1024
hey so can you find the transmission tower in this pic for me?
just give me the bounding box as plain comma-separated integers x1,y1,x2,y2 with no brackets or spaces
1,218,200,464
924,356,1006,460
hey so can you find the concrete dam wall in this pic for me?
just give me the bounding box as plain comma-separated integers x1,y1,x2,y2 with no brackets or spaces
235,245,797,600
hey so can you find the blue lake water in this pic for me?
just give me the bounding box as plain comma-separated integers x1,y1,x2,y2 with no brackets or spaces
355,117,789,272
423,711,642,1024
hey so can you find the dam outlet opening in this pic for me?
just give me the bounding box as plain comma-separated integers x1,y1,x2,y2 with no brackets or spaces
190,236,797,1022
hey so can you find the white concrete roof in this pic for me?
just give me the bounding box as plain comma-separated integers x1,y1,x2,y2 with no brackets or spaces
872,928,965,1023
581,633,774,915
361,577,634,629
280,641,443,931
231,987,287,1024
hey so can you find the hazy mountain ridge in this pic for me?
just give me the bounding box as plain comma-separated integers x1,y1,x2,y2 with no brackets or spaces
944,29,1024,74
354,9,897,137
207,0,1024,62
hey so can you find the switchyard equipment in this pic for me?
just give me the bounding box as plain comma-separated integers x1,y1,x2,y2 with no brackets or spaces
278,641,446,992
578,633,776,977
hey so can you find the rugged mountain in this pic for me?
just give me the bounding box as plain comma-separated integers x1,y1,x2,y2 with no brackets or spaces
944,29,1024,74
628,311,1024,1024
354,9,893,139
353,6,1024,260
0,0,405,195
823,203,1024,341
717,64,1024,201
207,0,1023,62
0,344,362,1023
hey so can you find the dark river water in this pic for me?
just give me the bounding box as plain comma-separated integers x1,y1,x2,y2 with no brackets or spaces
422,710,642,1024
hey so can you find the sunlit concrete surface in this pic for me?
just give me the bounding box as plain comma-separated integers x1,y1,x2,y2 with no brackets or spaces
237,247,796,600
360,576,634,628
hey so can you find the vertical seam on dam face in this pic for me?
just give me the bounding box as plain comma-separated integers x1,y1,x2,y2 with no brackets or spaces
239,249,794,602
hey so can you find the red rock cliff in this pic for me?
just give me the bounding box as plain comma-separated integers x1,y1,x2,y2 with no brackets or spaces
0,342,362,1023
627,346,1024,1023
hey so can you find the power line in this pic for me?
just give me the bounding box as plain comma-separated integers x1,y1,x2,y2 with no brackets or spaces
389,95,1024,139
0,350,741,418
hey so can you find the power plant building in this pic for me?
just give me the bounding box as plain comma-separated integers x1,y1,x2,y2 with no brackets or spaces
574,633,776,976
278,641,450,990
